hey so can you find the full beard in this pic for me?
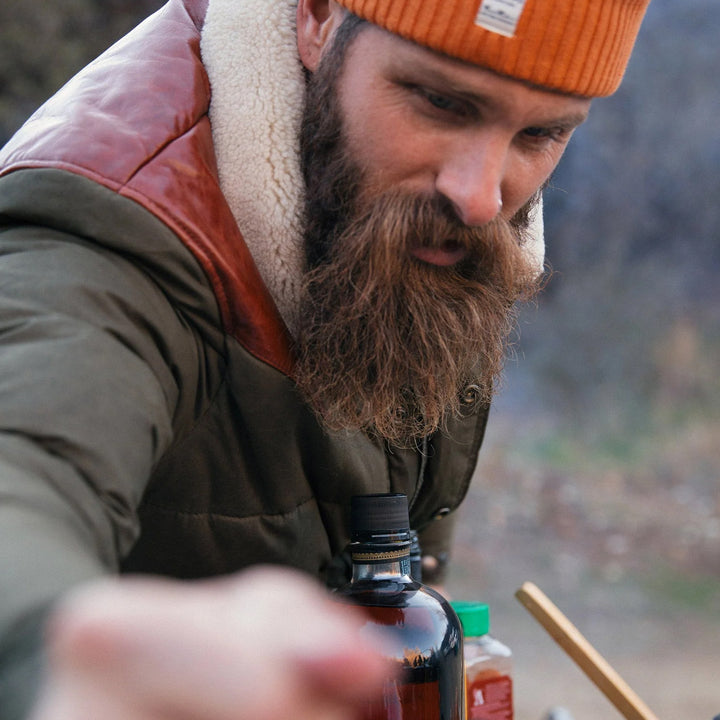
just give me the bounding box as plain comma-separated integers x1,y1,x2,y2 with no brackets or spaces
294,18,542,447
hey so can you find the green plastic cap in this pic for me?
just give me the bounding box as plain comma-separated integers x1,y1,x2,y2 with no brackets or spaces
450,601,490,637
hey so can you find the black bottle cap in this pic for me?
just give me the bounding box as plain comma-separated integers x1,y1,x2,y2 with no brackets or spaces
351,493,410,535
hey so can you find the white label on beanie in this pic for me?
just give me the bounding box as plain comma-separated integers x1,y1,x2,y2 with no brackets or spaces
475,0,528,37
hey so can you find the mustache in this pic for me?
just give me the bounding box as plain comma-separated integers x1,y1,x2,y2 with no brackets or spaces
312,190,538,297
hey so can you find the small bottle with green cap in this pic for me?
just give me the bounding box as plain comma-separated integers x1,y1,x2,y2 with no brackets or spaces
451,601,513,720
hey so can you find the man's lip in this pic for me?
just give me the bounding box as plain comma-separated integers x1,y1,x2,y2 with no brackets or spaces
409,245,467,267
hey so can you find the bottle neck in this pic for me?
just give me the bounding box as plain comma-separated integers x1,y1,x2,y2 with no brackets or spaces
351,547,412,581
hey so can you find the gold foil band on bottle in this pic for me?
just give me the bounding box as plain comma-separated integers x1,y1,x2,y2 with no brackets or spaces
352,548,408,562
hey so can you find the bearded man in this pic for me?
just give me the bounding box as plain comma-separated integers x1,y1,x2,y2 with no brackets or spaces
0,0,650,718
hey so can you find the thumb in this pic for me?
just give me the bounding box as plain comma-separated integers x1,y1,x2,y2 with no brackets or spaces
294,607,395,703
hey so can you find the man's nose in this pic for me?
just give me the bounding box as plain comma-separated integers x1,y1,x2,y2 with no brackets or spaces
434,136,507,227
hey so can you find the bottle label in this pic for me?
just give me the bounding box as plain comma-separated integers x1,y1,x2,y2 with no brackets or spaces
467,674,513,720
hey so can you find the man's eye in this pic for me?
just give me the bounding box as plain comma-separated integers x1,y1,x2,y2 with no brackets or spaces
522,126,567,142
416,88,469,116
424,92,455,111
523,126,550,138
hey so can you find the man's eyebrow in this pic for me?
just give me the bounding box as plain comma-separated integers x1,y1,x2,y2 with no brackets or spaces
546,111,589,130
391,61,590,128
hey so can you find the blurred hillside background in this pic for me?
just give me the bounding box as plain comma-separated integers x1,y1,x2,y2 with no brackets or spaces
1,0,718,718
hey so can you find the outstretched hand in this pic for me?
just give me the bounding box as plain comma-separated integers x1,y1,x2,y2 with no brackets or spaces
30,566,390,720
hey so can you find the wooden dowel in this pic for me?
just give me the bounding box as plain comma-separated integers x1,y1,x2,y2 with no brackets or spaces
515,581,660,720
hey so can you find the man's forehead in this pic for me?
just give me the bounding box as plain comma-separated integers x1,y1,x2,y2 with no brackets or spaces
344,23,591,125
386,27,592,102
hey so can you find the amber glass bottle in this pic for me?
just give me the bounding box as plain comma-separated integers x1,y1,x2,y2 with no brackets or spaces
336,493,464,720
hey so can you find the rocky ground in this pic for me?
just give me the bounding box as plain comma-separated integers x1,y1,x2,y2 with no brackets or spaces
445,411,720,720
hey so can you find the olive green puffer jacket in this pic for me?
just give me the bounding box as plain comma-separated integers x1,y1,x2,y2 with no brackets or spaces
0,0,489,715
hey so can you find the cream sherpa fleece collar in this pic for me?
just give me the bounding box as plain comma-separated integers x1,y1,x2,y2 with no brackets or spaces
200,0,545,336
201,0,306,334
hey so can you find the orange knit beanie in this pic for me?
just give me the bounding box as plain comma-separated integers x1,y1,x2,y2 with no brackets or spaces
333,0,651,97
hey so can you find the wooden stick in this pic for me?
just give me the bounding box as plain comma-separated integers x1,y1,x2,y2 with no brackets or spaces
515,581,660,720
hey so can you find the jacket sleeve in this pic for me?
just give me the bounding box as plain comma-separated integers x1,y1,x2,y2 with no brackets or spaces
0,169,223,717
417,513,457,586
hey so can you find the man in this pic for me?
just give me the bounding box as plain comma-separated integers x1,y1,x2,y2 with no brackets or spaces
0,0,650,717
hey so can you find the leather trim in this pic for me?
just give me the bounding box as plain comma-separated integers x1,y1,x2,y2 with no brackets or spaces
0,0,294,376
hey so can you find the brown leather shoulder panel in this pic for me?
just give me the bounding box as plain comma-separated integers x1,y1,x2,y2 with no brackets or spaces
0,0,294,376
